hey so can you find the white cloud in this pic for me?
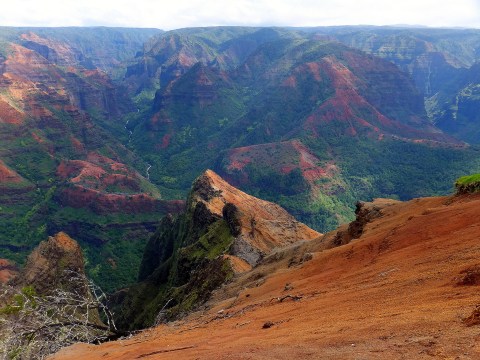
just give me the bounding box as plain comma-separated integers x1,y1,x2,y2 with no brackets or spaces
0,0,479,29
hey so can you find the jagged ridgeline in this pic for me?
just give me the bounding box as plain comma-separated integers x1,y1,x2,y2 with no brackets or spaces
111,170,319,330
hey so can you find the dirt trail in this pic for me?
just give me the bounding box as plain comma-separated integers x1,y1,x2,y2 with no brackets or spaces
52,194,480,359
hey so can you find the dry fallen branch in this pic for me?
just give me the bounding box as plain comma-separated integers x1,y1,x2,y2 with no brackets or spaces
270,294,303,303
0,270,125,360
136,345,197,358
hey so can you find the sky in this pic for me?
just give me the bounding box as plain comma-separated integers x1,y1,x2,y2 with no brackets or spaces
1,0,479,30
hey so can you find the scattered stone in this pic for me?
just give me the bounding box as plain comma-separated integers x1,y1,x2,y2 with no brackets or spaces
255,278,266,287
456,266,480,286
463,305,480,326
301,252,313,263
284,282,294,291
262,321,275,329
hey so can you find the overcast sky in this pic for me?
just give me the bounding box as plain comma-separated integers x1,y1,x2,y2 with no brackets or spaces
2,0,479,29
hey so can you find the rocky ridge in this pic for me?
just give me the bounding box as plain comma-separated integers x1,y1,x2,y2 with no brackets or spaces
191,169,320,266
112,170,319,330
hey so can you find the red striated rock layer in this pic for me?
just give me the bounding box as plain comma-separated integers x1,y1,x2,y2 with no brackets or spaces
57,186,184,215
0,98,24,124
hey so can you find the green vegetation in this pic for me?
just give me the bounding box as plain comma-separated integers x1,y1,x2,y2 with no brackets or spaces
455,174,480,193
0,286,37,316
113,200,235,330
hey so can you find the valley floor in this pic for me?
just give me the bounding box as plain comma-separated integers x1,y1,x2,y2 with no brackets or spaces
52,194,480,359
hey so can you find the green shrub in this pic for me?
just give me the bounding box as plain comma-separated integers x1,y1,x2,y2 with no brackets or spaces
455,174,480,193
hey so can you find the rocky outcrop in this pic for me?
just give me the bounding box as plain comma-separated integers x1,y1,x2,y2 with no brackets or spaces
113,170,319,330
11,232,87,295
53,191,480,360
191,170,320,265
329,198,400,247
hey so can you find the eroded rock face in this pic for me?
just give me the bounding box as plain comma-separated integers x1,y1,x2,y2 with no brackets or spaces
191,170,321,266
11,232,86,295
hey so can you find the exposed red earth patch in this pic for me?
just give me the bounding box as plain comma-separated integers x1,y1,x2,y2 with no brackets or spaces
53,193,480,360
56,152,144,194
69,136,85,153
0,98,23,124
290,140,338,183
0,259,18,284
58,185,184,214
225,140,337,188
195,170,320,252
303,55,461,144
0,159,24,184
158,133,172,149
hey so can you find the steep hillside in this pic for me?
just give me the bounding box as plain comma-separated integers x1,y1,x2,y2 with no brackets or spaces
315,26,480,96
111,170,319,330
53,192,480,359
429,62,480,143
312,26,480,143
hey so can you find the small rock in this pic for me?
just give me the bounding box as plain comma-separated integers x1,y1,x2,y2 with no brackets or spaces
284,283,294,291
262,321,275,329
255,278,266,287
301,253,313,263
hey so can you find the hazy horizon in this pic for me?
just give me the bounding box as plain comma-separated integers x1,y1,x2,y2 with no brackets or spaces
2,0,479,30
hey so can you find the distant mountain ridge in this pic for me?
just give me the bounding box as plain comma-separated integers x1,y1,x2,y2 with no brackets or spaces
308,26,480,143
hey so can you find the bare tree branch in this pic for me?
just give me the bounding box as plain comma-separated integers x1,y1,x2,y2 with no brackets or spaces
0,270,124,360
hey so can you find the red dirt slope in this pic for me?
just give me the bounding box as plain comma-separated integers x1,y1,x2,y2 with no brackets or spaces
52,194,480,359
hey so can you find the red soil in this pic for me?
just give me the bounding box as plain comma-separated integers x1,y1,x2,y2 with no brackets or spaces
0,160,24,184
58,185,184,214
303,55,458,144
226,140,336,188
53,194,480,359
0,98,23,124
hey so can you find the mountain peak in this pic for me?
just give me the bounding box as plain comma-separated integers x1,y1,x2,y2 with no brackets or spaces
191,169,321,265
